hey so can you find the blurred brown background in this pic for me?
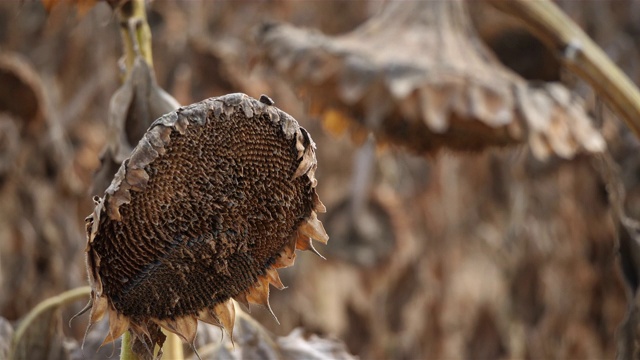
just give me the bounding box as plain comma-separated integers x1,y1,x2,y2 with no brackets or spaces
2,1,640,359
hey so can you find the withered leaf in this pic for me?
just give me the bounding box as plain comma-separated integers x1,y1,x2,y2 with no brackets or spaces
94,56,181,195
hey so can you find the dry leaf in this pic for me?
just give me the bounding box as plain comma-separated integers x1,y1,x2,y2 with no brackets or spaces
93,56,181,195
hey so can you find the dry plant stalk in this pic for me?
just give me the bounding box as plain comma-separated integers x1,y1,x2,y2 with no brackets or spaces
83,93,327,357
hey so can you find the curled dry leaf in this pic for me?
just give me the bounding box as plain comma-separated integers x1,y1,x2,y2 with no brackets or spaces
107,57,180,164
93,56,180,195
83,93,327,357
256,0,605,160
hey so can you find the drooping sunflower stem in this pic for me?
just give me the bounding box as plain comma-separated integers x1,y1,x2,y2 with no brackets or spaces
115,0,154,77
119,331,138,360
489,0,640,141
10,286,92,359
113,2,184,358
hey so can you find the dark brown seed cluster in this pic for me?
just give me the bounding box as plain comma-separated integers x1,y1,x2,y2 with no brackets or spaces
84,93,327,351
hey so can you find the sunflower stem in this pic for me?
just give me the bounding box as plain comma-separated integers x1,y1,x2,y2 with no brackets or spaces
120,331,139,360
116,0,154,78
111,3,152,358
10,286,91,358
488,0,640,141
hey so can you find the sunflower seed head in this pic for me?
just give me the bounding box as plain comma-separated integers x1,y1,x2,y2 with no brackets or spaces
84,93,327,352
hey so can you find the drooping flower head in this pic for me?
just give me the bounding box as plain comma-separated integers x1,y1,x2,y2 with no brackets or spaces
84,93,327,356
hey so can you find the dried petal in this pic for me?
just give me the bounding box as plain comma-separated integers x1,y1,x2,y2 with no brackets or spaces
213,300,236,338
298,212,329,244
233,293,250,310
245,276,279,324
294,232,326,259
89,296,108,324
274,243,297,269
155,316,198,345
266,268,286,290
102,308,130,346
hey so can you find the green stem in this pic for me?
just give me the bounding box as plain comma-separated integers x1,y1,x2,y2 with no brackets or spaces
120,331,139,360
116,0,154,77
10,286,91,357
489,0,640,140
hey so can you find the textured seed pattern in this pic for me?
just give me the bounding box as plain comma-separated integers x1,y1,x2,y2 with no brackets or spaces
91,97,314,320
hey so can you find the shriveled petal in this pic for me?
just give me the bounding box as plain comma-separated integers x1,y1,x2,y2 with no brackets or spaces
266,268,286,290
155,316,198,345
101,307,130,346
298,212,329,244
246,276,279,324
274,242,297,269
295,233,326,259
89,296,108,324
213,300,236,338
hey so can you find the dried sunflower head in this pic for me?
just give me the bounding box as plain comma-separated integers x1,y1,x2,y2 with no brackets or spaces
256,1,605,159
84,93,327,355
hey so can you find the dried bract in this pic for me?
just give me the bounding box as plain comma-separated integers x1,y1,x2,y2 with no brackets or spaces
84,93,327,355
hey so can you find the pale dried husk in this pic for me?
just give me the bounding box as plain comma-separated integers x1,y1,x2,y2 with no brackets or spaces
256,0,605,159
84,93,327,356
